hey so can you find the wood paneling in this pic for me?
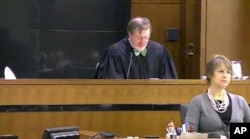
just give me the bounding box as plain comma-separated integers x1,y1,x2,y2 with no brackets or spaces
183,0,201,78
1,79,250,104
201,0,250,76
131,0,182,77
0,79,250,139
0,111,176,139
131,0,202,79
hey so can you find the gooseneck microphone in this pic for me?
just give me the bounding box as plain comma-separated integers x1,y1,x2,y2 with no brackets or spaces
126,52,133,79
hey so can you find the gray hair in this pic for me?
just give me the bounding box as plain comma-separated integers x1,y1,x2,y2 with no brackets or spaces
127,17,152,34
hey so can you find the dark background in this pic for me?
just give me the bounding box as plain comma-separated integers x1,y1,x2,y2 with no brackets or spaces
0,0,130,79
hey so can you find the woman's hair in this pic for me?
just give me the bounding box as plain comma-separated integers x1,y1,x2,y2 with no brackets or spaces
127,17,152,34
205,54,233,83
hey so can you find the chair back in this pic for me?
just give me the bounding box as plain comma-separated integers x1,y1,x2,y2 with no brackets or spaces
180,104,189,124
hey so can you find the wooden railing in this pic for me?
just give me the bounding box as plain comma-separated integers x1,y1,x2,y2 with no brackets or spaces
0,79,249,139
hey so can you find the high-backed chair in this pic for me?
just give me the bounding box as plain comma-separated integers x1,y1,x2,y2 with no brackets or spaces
0,134,18,139
180,104,189,124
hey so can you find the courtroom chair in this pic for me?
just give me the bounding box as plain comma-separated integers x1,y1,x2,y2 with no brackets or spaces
180,104,189,124
89,131,121,139
0,134,18,139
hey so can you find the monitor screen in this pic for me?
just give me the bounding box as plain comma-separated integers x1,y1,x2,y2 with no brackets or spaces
42,126,80,139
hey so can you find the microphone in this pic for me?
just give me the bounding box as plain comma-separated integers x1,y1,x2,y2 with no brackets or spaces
126,53,133,79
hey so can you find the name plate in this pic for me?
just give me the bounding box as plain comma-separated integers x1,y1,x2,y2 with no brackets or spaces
180,132,208,139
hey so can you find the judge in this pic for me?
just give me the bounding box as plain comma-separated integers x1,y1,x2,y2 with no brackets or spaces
95,17,178,79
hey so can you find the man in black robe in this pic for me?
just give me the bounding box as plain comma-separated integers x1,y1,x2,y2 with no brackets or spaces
95,17,178,79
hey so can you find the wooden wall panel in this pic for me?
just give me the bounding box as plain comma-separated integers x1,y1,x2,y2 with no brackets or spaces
1,79,250,104
131,0,182,77
1,79,207,105
201,0,250,76
131,0,202,79
0,111,179,139
1,79,250,139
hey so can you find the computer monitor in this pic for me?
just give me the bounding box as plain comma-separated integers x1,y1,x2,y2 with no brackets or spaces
42,126,80,139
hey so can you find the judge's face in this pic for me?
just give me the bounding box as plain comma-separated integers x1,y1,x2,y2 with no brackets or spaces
210,63,231,89
128,28,150,51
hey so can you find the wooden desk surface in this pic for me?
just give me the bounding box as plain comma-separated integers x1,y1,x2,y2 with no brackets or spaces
0,79,241,139
79,130,97,137
79,130,220,139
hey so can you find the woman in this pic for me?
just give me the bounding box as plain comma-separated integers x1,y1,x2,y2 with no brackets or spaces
184,54,250,138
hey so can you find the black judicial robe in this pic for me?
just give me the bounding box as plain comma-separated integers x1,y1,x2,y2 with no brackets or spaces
95,37,178,79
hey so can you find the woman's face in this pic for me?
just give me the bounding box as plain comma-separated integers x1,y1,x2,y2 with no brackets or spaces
128,29,150,51
210,63,231,89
